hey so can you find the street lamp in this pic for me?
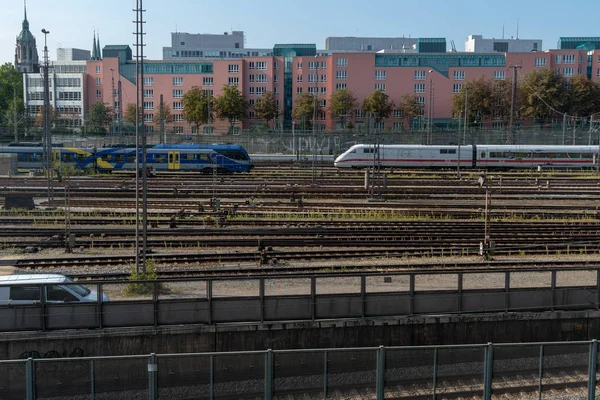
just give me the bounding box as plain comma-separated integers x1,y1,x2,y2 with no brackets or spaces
110,68,115,135
427,69,434,145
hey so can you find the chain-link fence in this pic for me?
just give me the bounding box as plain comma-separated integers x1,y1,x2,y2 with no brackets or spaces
1,341,598,400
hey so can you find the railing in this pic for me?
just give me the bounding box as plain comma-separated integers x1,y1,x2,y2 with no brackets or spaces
0,340,598,399
0,267,599,332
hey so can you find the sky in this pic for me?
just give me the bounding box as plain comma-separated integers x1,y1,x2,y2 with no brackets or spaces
1,0,600,65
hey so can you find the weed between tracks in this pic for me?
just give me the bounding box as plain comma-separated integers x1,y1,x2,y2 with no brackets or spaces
125,260,167,296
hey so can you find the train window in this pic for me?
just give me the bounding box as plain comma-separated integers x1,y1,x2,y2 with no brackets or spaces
480,152,486,159
183,154,195,161
215,150,247,160
155,155,166,163
10,286,40,301
34,154,41,161
63,154,74,162
101,154,112,161
440,149,447,154
116,154,126,163
76,154,87,161
127,155,136,163
21,154,33,162
448,149,456,154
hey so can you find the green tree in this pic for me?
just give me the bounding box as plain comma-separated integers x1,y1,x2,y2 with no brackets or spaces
253,91,278,128
518,69,569,122
153,103,174,126
87,102,114,134
328,88,357,128
34,105,60,127
292,93,316,129
362,89,393,122
213,84,247,130
569,75,600,117
397,94,422,131
182,87,213,130
452,76,494,125
123,103,142,125
0,63,23,127
490,79,513,126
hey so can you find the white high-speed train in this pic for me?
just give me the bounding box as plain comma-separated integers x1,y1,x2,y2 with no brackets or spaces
334,144,599,169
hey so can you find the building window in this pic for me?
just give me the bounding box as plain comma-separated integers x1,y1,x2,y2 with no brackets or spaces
562,68,574,77
274,75,279,83
555,55,561,64
248,110,255,119
321,61,327,70
248,61,255,70
249,74,255,83
144,77,154,86
173,102,183,111
249,87,255,95
453,70,465,80
95,66,100,74
308,74,318,83
597,68,600,77
355,109,364,118
336,70,347,80
96,77,101,86
256,74,267,83
274,87,279,95
274,61,279,70
535,58,546,67
297,62,302,70
173,126,184,134
228,77,239,85
336,83,347,90
336,57,347,67
492,122,503,131
579,55,583,64
320,87,326,95
228,64,239,73
375,70,386,80
297,75,303,83
308,87,318,94
174,114,184,122
393,122,402,131
415,71,426,80
308,61,318,70
143,101,154,110
173,89,183,98
563,54,575,64
493,70,506,80
143,114,153,122
173,77,183,86
143,89,154,98
453,84,462,93
96,89,102,98
320,74,327,83
375,83,386,91
416,96,425,105
296,87,302,93
393,110,403,119
257,61,267,70
414,83,426,93
203,89,213,97
203,77,213,86
256,87,266,95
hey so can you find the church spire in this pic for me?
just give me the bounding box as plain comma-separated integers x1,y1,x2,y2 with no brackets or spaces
91,30,98,60
96,32,101,60
22,0,29,30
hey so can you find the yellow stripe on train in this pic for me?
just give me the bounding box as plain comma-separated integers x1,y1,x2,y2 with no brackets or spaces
96,158,114,169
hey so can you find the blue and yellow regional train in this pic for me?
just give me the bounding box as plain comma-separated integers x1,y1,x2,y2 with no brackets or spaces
0,143,253,173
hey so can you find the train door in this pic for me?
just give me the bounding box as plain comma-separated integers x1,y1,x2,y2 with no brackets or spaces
52,150,61,168
168,151,180,170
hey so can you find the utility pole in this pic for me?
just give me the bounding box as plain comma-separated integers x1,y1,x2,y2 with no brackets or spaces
311,57,319,187
110,68,115,136
13,86,18,143
41,28,53,208
160,94,165,143
562,113,567,145
507,64,522,145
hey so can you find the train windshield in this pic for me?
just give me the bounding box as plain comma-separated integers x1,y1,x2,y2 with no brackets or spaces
215,150,248,161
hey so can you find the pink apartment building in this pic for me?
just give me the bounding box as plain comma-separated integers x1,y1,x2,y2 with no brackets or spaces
85,44,600,134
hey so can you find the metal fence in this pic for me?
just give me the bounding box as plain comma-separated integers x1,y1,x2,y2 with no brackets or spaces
1,267,599,332
43,128,600,155
0,340,598,399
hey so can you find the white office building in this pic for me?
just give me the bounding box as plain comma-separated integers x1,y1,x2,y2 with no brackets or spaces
465,35,542,53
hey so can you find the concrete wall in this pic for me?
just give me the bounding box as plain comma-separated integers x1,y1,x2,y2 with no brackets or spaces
0,310,597,360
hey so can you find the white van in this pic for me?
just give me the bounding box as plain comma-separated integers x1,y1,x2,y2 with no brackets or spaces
0,274,109,305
